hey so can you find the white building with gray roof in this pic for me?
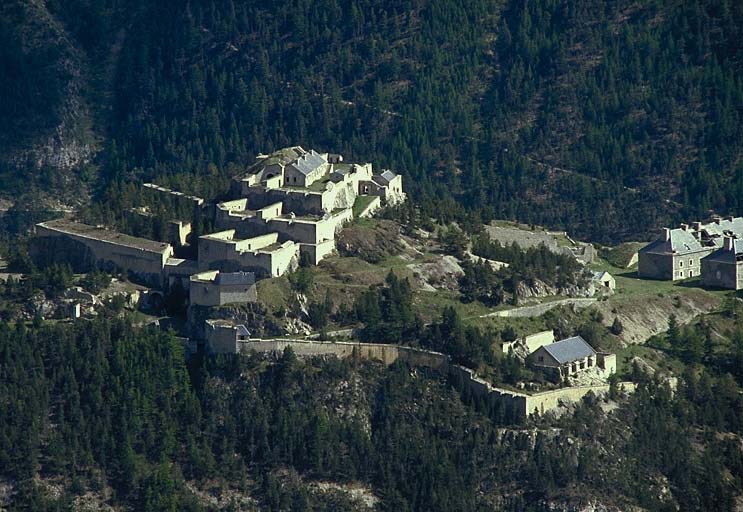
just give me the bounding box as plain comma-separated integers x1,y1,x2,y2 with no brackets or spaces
283,149,329,188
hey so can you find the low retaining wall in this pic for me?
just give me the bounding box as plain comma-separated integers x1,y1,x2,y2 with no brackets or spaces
240,339,630,420
486,298,597,318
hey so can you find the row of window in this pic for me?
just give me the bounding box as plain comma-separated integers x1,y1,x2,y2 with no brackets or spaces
679,259,695,268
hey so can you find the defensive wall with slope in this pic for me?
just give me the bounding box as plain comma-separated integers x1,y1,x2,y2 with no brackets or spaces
238,339,632,420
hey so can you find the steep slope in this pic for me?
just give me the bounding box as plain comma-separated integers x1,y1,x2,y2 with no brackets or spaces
2,0,743,242
0,0,97,202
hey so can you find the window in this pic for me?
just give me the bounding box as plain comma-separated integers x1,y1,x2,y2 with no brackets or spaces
689,259,693,266
679,260,683,267
689,270,693,277
538,356,543,362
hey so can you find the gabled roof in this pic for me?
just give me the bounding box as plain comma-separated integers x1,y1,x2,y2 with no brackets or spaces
542,336,596,365
592,270,612,281
374,169,397,185
640,228,705,256
245,146,305,176
289,149,326,176
235,325,250,337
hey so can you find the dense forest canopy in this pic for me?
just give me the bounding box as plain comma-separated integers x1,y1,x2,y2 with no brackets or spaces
3,314,743,510
1,0,742,242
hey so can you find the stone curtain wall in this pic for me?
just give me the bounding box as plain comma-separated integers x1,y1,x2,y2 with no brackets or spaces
240,339,630,420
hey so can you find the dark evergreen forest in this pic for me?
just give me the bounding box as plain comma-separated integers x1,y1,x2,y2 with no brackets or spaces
2,0,743,242
2,316,743,510
3,0,743,509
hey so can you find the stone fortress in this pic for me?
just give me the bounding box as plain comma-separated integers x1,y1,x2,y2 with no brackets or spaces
29,148,632,419
639,215,743,289
35,146,405,285
34,146,405,347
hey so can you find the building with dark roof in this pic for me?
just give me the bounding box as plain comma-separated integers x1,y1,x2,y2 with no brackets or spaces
701,237,743,290
638,216,743,281
362,169,406,206
638,227,714,280
529,336,615,378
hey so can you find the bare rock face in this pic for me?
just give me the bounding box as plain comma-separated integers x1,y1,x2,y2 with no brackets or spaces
515,278,593,299
515,279,558,299
9,123,94,172
407,255,464,292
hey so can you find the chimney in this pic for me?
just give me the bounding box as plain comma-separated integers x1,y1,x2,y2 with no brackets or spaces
680,223,689,231
725,236,734,251
714,216,722,225
692,222,702,231
662,228,671,241
726,215,735,222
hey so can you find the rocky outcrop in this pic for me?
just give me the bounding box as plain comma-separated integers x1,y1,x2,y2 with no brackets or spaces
408,255,464,292
515,278,593,299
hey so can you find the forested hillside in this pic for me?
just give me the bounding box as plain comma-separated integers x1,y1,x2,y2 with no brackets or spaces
2,0,742,241
3,318,743,510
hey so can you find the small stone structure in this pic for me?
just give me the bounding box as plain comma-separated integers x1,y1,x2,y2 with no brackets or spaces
189,271,257,306
502,330,555,356
204,319,251,354
591,270,616,291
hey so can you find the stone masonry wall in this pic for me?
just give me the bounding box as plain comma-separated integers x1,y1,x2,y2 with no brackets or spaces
239,339,628,420
35,225,171,286
701,259,740,290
